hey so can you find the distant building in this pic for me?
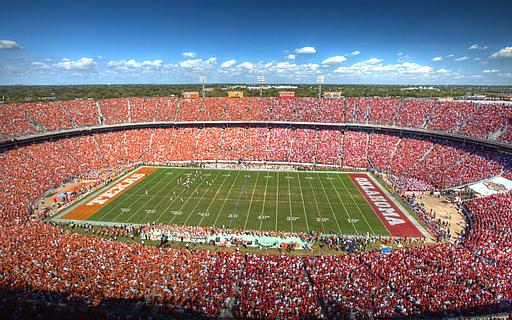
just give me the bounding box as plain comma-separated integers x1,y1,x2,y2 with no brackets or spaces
400,86,440,91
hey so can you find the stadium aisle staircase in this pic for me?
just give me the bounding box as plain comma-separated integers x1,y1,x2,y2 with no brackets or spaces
127,99,132,123
406,143,435,175
302,262,330,319
489,125,507,141
92,135,109,164
60,103,77,128
24,112,45,133
96,101,104,125
392,99,404,126
313,129,319,163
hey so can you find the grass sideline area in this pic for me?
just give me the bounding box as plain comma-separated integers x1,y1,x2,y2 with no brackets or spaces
54,166,426,237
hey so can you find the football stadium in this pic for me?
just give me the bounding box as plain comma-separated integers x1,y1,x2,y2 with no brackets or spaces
1,0,512,319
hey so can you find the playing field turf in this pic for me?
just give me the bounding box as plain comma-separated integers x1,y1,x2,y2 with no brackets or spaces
57,166,423,236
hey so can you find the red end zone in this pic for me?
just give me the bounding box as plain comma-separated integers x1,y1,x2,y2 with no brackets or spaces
348,173,424,238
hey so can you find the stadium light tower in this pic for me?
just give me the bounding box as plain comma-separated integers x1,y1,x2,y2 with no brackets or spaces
317,75,325,100
257,75,265,98
199,75,206,99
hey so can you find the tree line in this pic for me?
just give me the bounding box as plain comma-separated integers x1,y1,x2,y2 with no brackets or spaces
0,84,510,103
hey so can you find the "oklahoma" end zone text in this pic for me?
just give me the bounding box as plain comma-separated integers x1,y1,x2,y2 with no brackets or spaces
353,177,405,226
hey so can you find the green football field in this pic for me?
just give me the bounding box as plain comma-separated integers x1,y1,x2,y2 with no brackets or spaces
61,166,395,236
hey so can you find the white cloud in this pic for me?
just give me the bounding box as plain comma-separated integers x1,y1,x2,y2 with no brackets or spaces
258,61,321,79
178,59,201,68
55,57,97,71
474,57,481,61
0,40,21,50
321,55,347,65
305,63,320,71
490,46,512,58
142,60,162,68
32,61,51,70
431,56,442,62
350,51,360,56
454,56,469,61
182,52,196,58
287,54,296,60
468,44,487,50
108,59,162,72
237,62,254,69
178,57,216,69
274,61,295,71
364,58,383,64
447,54,454,57
483,69,499,73
397,54,410,62
294,46,316,54
334,58,433,77
220,59,237,68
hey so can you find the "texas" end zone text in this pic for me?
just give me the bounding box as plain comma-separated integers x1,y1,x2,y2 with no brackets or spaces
87,173,146,206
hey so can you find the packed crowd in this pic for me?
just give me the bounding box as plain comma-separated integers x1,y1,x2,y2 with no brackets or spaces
1,126,508,203
2,97,512,144
234,254,324,319
1,125,511,319
463,192,512,267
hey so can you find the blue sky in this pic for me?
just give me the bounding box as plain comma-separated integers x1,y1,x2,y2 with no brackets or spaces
1,0,511,85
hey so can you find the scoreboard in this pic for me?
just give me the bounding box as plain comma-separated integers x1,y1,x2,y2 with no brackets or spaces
323,91,342,98
182,91,200,99
279,91,295,98
228,91,244,98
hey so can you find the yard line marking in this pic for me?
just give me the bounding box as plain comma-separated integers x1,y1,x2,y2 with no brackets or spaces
151,171,208,223
228,173,251,228
132,169,197,223
327,176,359,234
316,173,342,234
306,172,326,231
99,169,171,222
285,172,294,232
295,172,310,232
93,192,359,206
244,171,261,229
259,170,271,231
194,175,229,226
152,169,209,224
275,172,279,231
336,174,376,235
125,170,191,223
213,170,241,226
182,170,225,226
